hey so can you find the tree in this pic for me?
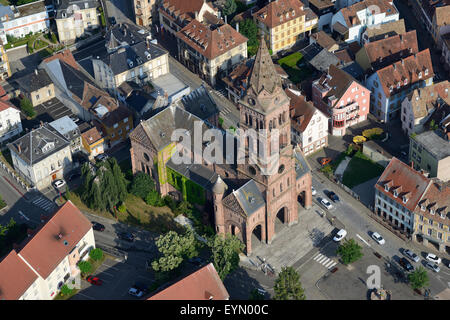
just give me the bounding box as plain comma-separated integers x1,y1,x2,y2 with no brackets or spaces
208,233,244,280
145,190,164,206
274,266,306,300
20,97,35,118
408,267,429,290
429,119,438,130
222,0,237,17
60,284,73,296
109,158,128,203
337,239,364,265
129,172,155,199
77,261,92,275
239,19,259,56
89,248,103,261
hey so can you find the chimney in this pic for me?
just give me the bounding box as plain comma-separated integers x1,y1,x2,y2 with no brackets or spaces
410,160,414,168
40,120,44,127
236,22,239,33
195,11,198,19
225,15,227,24
17,142,21,153
58,233,63,239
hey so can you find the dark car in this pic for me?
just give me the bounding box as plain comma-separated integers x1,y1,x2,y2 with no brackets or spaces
118,232,134,242
399,257,414,272
328,191,340,202
86,276,102,285
92,222,105,232
109,16,117,25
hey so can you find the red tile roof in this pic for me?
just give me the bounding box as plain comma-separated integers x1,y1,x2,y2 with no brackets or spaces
286,88,319,133
375,157,431,212
253,0,310,29
0,251,38,300
148,263,229,300
43,49,79,70
415,181,450,225
0,99,17,112
81,126,104,145
160,0,215,25
17,201,92,279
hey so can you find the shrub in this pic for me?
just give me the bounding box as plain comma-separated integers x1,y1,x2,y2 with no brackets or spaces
163,195,177,211
145,190,164,207
362,128,384,140
77,260,92,275
353,135,366,144
60,284,73,296
118,203,126,213
20,97,36,118
89,248,103,261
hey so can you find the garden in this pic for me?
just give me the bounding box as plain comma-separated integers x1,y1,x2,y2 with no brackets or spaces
277,52,313,84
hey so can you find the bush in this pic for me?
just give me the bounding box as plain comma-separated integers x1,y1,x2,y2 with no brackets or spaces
129,172,155,199
77,260,92,275
362,128,384,140
0,195,6,209
20,97,36,118
89,248,103,261
163,195,177,211
60,284,73,296
118,203,126,213
145,190,164,207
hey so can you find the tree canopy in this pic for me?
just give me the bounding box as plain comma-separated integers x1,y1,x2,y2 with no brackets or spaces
208,233,244,280
408,267,429,290
20,97,35,118
274,266,306,300
239,19,259,56
129,172,155,199
337,238,364,265
222,0,237,17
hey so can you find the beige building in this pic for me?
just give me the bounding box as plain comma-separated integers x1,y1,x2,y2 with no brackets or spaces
134,0,156,27
55,0,101,44
431,5,450,49
15,69,55,107
0,43,10,80
253,0,318,54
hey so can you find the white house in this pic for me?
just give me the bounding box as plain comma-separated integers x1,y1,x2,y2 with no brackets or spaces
331,0,399,44
0,100,22,143
0,1,50,45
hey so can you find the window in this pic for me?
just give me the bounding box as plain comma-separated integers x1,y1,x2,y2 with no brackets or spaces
428,228,432,236
113,123,118,129
35,94,40,100
124,118,128,123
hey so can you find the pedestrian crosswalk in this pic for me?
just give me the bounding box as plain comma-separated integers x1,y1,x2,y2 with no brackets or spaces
32,196,56,212
313,253,338,269
220,106,232,115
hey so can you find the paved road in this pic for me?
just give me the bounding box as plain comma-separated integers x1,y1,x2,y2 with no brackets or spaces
104,0,135,26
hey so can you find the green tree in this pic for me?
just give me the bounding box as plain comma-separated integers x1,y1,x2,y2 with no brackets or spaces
60,284,73,296
408,267,429,290
129,172,155,199
20,97,36,118
208,233,244,280
222,0,237,17
429,119,438,130
239,19,259,56
89,248,103,261
337,239,363,265
274,266,306,300
145,190,164,206
109,158,128,203
78,260,92,275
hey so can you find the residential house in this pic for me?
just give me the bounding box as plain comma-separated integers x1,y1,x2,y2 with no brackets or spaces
253,0,318,54
0,99,22,143
117,81,158,120
0,201,95,300
8,124,72,190
307,0,335,31
401,81,450,136
149,263,229,300
366,49,434,123
134,0,156,27
15,69,55,107
361,18,406,44
363,140,393,167
0,1,50,45
374,157,431,235
410,0,449,39
355,30,419,73
286,88,328,155
331,0,399,44
80,123,105,159
159,0,218,36
299,42,340,73
409,129,450,182
92,23,169,94
431,5,450,49
176,20,248,86
0,42,11,80
312,64,371,136
48,115,82,154
310,30,339,52
54,0,100,44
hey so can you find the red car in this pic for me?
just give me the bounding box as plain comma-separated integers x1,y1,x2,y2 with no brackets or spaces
320,157,332,166
86,276,102,286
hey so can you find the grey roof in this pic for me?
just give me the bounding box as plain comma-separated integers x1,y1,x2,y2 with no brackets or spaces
151,73,189,99
293,147,311,179
178,85,219,121
340,62,364,81
16,0,46,17
308,48,340,72
126,90,154,114
0,5,14,19
106,22,149,47
166,160,218,191
415,130,450,161
212,175,227,194
15,69,53,93
233,179,265,217
55,0,99,19
48,115,80,141
7,124,70,166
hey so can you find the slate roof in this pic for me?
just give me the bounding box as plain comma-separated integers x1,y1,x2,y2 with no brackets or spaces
166,160,218,191
55,0,99,19
231,179,265,217
0,251,38,300
414,130,450,161
300,42,340,72
293,146,311,179
15,69,53,93
105,22,149,48
178,85,219,121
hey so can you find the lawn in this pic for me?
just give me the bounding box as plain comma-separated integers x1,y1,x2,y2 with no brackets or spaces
342,151,385,189
277,52,313,84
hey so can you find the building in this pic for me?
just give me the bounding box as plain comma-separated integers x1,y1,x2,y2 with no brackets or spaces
15,69,55,107
8,124,72,190
299,42,340,73
361,18,406,44
442,33,450,71
92,23,169,94
0,1,50,45
159,0,219,36
307,0,335,31
374,157,431,235
148,263,229,300
48,116,82,154
312,64,371,136
286,88,328,155
129,40,313,254
176,20,248,86
401,81,450,136
0,42,10,80
431,5,450,49
134,0,156,27
409,130,450,182
80,124,105,159
355,30,419,73
0,99,22,143
366,49,434,123
54,0,100,44
0,201,95,300
363,140,393,167
331,0,399,44
253,0,318,55
310,30,339,52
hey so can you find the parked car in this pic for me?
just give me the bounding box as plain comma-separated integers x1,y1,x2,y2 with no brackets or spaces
333,229,347,242
320,198,333,210
52,179,66,189
399,257,414,272
371,232,385,245
320,157,332,166
425,253,441,264
425,261,440,273
109,16,117,25
311,186,317,196
86,276,102,285
128,287,144,297
118,232,134,242
403,249,420,263
92,222,105,232
328,191,340,202
95,153,109,162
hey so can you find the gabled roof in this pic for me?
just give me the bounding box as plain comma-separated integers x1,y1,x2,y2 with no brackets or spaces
365,19,406,41
339,0,398,27
434,5,450,27
43,49,79,70
415,181,450,223
253,0,310,29
315,64,358,107
286,89,320,133
406,80,450,119
160,0,216,25
0,251,38,300
311,31,338,51
15,69,53,93
81,126,103,145
231,179,265,217
149,263,229,300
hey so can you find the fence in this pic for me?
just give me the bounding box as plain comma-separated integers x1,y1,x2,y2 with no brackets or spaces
96,244,128,262
0,156,32,192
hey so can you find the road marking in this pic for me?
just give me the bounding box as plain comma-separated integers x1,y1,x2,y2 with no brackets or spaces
324,260,335,268
313,253,323,261
356,234,371,247
317,256,328,264
328,262,337,269
18,211,30,221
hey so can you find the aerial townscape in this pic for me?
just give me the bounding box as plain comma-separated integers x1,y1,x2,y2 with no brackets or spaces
0,0,448,304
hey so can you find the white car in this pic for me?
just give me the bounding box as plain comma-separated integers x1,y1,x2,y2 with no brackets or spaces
128,287,144,297
320,198,333,210
52,179,66,189
311,187,317,196
371,232,385,245
333,229,347,242
425,253,441,264
425,261,440,273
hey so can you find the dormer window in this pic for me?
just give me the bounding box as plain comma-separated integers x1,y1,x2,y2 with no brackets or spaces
384,184,389,192
424,69,428,76
404,79,408,85
397,82,401,89
402,196,408,204
418,72,422,79
421,205,425,211
430,209,434,215
389,85,393,92
393,190,398,197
